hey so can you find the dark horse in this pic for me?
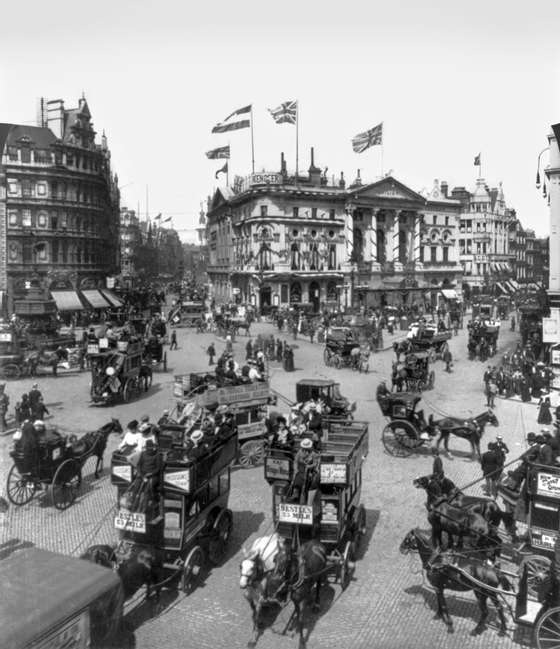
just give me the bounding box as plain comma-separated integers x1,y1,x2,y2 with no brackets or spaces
239,535,327,649
400,528,511,636
81,542,160,601
69,418,122,478
413,475,517,544
429,409,499,459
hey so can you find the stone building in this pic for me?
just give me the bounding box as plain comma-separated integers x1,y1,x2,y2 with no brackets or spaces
206,151,463,311
0,96,120,311
119,207,142,288
455,177,517,293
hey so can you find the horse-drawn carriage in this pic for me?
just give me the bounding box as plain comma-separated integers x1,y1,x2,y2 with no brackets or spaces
167,301,206,327
467,317,500,361
406,321,451,361
84,427,237,600
323,327,361,369
143,334,168,372
6,419,122,509
295,379,356,423
378,390,499,458
89,339,152,405
240,421,368,647
392,351,435,392
173,371,271,467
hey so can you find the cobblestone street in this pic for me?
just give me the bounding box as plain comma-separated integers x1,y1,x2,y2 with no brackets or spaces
0,319,543,649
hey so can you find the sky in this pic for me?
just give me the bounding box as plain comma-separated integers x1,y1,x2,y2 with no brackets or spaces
1,0,559,240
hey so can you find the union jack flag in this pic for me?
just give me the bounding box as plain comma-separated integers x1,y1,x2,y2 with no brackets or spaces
268,100,297,125
351,122,383,153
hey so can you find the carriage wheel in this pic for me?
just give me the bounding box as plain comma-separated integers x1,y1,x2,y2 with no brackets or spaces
354,504,367,548
428,370,435,390
536,606,560,649
181,545,204,594
382,420,420,457
323,348,331,366
162,352,167,372
52,459,81,510
339,540,354,590
208,509,233,565
238,440,265,467
7,463,36,505
122,379,132,402
0,363,22,380
520,555,553,600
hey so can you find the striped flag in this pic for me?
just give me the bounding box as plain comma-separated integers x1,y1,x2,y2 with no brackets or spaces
351,122,383,153
268,100,297,125
215,161,228,179
474,153,481,166
162,217,172,223
153,213,162,220
212,105,251,133
206,145,230,160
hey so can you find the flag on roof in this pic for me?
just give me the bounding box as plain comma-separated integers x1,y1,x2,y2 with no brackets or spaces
212,105,251,133
474,153,481,166
153,213,162,220
216,161,228,179
351,122,383,153
206,145,230,160
162,217,172,223
268,100,297,125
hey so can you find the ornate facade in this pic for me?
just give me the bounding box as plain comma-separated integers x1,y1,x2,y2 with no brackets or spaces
120,207,142,288
206,151,463,310
0,96,120,308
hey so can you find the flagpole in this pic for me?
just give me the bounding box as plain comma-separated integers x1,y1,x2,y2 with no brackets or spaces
479,154,482,179
250,106,255,173
295,101,299,182
381,144,384,178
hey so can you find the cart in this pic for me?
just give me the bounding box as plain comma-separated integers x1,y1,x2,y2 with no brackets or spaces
1,547,130,649
397,351,435,392
89,339,152,405
168,301,206,327
295,378,356,422
264,420,369,589
378,392,433,457
467,318,500,360
323,327,361,369
104,428,237,596
407,322,451,361
143,334,168,372
173,372,271,467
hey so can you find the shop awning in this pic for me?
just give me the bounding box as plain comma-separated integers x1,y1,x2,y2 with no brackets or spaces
100,289,124,308
50,290,84,311
441,289,458,299
81,289,111,309
510,279,520,290
495,282,508,295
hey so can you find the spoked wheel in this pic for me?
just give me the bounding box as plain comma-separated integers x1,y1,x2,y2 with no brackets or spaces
52,459,81,510
382,420,421,457
520,554,553,600
536,606,560,649
339,540,354,590
163,352,167,372
7,463,36,505
181,545,204,594
208,509,233,565
1,363,22,380
238,440,265,467
122,378,132,403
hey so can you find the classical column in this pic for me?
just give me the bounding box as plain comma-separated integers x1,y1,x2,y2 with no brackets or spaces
413,213,423,265
369,209,377,261
385,210,395,262
392,211,401,266
344,207,354,261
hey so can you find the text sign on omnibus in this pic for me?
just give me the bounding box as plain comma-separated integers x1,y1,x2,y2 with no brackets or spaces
199,382,269,407
278,503,313,525
537,472,560,499
0,332,12,342
265,457,291,481
87,344,99,355
34,610,90,649
320,463,347,484
164,469,191,492
112,464,132,482
115,510,146,533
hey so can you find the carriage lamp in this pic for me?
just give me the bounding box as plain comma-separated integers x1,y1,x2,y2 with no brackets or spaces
106,366,116,376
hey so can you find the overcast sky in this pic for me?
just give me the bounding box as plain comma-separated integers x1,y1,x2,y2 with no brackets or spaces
1,0,559,240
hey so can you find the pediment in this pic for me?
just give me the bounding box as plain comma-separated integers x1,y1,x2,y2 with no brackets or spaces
209,187,233,212
348,176,426,204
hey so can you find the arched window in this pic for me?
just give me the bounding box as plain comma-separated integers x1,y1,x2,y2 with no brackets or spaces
291,243,301,270
290,282,302,303
328,244,337,270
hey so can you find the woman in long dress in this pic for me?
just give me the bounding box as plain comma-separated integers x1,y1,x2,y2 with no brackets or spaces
538,397,553,425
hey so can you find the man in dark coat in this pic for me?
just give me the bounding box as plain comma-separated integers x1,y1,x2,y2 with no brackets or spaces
481,442,501,497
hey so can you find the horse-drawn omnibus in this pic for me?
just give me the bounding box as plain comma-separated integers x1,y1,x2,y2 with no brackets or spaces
2,547,131,649
93,426,237,597
173,371,271,466
89,339,152,404
168,301,206,327
239,420,368,646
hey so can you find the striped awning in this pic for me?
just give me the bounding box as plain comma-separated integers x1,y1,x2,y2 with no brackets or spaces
495,283,509,295
81,289,111,309
50,291,84,311
100,289,124,308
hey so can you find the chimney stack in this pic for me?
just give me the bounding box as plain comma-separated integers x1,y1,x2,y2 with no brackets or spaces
440,180,448,198
308,146,321,186
46,99,64,139
339,171,346,188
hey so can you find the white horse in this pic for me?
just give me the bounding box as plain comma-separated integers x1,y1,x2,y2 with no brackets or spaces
240,532,288,648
